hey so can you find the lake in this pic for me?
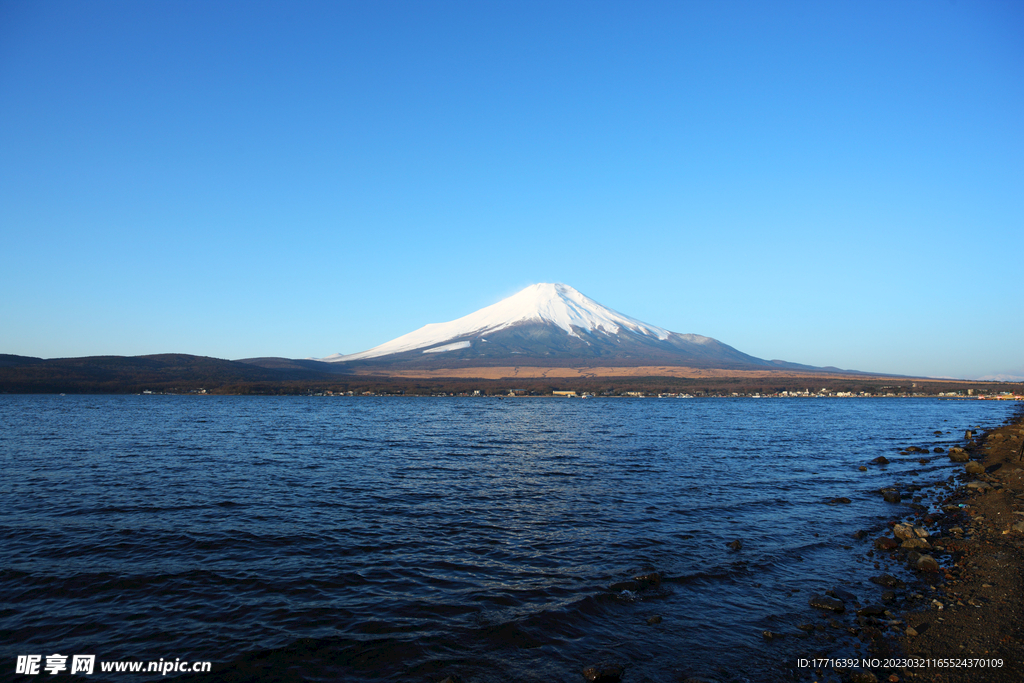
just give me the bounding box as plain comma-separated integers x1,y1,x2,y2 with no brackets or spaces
0,395,1017,682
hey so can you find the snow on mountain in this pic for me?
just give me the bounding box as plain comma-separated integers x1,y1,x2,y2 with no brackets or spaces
421,341,472,354
323,283,677,362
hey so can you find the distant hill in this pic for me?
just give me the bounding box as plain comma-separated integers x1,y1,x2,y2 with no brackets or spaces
0,351,1010,396
0,354,46,368
0,354,334,394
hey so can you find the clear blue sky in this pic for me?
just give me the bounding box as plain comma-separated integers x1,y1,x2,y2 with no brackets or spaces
1,1,1021,380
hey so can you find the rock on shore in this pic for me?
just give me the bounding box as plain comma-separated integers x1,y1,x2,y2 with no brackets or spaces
949,447,970,462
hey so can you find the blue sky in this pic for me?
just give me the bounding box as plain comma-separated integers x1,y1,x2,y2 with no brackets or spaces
1,1,1021,380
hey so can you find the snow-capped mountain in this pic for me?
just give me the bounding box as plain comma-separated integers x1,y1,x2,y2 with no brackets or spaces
322,283,807,371
324,283,672,362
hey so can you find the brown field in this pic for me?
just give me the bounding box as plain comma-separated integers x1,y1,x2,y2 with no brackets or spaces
350,365,919,381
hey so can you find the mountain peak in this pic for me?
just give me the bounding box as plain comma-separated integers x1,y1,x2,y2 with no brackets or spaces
490,283,670,340
323,283,670,362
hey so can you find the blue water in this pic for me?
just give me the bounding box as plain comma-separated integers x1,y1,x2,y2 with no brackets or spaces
0,396,1017,682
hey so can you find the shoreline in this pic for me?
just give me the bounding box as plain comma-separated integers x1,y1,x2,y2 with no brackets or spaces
857,407,1024,682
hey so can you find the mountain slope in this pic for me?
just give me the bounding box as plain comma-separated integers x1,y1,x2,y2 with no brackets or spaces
322,283,822,372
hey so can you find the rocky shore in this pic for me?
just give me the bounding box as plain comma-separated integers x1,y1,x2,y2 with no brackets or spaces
753,408,1024,683
894,411,1024,682
811,408,1024,683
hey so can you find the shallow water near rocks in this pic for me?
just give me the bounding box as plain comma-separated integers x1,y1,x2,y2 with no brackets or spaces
0,396,1016,682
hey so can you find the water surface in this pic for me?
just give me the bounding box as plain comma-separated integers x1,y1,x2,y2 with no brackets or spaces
0,396,1016,682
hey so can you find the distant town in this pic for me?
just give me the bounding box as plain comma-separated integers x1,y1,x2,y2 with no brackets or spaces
137,386,1023,400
